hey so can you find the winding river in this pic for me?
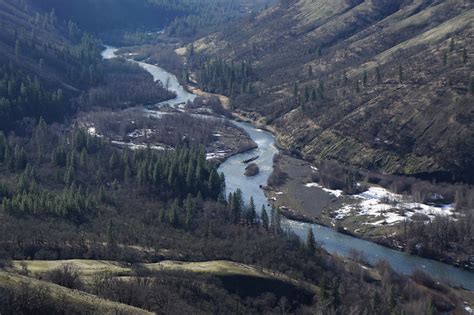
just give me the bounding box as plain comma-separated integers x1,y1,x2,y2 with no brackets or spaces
102,46,474,290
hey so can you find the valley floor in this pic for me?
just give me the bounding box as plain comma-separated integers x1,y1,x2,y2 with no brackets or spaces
265,154,473,271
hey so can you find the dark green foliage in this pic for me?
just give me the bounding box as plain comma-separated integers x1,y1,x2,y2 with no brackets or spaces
306,228,316,254
0,120,463,314
0,67,67,130
260,206,269,230
2,185,96,224
191,57,253,97
0,121,224,224
0,2,105,132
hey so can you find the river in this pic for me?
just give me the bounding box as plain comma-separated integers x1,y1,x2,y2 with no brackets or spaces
101,46,474,291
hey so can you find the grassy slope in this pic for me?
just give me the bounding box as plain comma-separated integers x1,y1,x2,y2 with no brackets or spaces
0,270,152,314
197,0,474,178
11,259,319,293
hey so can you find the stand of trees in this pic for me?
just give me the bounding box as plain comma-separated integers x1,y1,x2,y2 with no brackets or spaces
0,66,67,131
190,54,254,101
0,119,468,314
36,0,271,42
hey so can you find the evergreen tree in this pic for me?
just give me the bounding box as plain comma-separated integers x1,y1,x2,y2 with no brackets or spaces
208,169,221,199
261,206,269,230
168,199,179,227
462,48,468,64
449,38,455,52
246,196,257,225
271,206,281,234
304,85,310,102
185,194,195,229
306,228,316,254
376,66,382,84
106,219,116,252
398,64,403,83
230,189,243,223
293,81,299,104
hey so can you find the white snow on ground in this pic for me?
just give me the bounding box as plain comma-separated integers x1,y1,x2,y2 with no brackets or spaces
206,151,228,160
88,127,97,136
305,183,343,197
128,129,154,138
86,126,103,138
334,186,455,226
275,191,284,195
111,141,165,151
310,166,318,172
465,306,474,315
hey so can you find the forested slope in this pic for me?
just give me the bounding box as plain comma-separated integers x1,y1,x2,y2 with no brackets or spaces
0,0,102,130
194,0,474,182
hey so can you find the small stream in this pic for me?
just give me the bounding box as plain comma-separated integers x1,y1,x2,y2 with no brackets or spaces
102,46,474,291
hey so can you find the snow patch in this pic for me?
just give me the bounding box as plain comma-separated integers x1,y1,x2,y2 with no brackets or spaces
206,151,228,160
128,129,154,138
334,187,456,226
111,141,165,151
305,183,343,197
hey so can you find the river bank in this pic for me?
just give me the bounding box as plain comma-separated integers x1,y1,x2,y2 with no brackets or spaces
102,44,474,290
265,153,474,272
99,46,257,163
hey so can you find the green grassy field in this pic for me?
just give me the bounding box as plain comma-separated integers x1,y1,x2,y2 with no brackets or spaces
11,259,318,293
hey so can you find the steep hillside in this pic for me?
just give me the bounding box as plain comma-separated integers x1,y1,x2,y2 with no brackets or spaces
194,0,474,182
0,0,101,130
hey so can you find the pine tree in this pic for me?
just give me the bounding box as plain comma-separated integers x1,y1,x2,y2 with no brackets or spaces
362,70,368,87
449,38,455,52
311,87,317,102
462,48,468,64
318,80,324,99
355,80,360,93
79,148,87,167
185,194,194,229
398,64,403,83
376,66,382,84
219,172,226,196
106,219,116,252
208,169,221,199
271,206,281,234
64,166,75,185
306,228,316,254
168,199,179,227
261,206,269,230
230,189,243,223
246,196,257,225
109,152,119,169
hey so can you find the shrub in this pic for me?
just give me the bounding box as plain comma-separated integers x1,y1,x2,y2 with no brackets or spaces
43,264,83,290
